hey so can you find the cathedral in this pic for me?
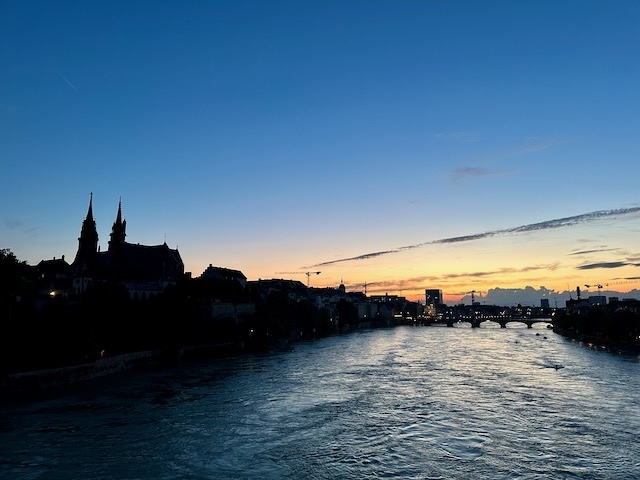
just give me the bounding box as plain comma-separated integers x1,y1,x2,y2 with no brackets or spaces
71,194,185,298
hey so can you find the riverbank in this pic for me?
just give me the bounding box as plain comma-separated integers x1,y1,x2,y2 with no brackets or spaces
553,326,640,356
0,350,161,399
0,342,251,401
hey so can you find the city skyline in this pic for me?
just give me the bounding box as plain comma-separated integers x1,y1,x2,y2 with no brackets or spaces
7,193,640,307
3,1,640,305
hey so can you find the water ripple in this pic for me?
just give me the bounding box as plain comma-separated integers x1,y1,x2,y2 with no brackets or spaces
1,327,640,479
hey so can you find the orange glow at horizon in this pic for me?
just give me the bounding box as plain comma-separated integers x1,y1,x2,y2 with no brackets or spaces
183,213,640,305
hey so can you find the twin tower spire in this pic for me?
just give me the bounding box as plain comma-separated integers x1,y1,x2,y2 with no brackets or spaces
75,194,127,267
109,197,127,250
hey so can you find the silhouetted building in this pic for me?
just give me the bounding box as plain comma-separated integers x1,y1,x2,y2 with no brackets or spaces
425,289,443,306
36,256,71,298
71,194,184,297
541,298,550,309
248,279,308,302
200,264,247,287
565,298,592,316
369,293,406,303
588,295,607,306
424,289,443,318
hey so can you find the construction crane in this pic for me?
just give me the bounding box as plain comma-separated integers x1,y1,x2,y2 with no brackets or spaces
584,280,640,292
275,271,321,286
451,290,486,305
584,284,604,293
347,281,368,294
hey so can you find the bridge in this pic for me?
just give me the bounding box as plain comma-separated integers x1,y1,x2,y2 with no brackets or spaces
424,316,553,329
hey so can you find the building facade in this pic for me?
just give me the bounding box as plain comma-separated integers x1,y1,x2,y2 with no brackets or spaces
425,289,443,307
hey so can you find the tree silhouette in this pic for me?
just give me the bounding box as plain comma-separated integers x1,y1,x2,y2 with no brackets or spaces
0,248,33,320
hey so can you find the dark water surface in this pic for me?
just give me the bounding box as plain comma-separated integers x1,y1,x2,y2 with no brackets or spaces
1,324,639,479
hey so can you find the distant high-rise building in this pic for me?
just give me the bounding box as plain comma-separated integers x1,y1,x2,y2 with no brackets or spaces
425,289,443,306
541,298,550,309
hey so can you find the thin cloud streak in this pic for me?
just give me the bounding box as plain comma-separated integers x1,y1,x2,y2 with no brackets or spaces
578,261,635,270
450,166,511,182
4,219,41,237
433,131,479,142
56,70,77,90
310,206,640,268
506,140,556,156
346,264,559,294
569,247,616,256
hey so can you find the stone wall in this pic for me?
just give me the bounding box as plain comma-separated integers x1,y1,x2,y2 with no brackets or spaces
1,350,161,396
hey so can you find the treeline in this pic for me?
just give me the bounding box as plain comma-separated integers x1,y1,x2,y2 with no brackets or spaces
0,249,354,374
554,306,640,350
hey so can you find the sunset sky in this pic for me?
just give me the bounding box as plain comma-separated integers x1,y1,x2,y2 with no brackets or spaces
3,1,640,305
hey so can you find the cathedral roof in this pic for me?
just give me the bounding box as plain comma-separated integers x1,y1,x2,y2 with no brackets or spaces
97,242,183,282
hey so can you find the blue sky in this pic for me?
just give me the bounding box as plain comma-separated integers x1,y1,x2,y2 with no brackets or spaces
2,1,640,304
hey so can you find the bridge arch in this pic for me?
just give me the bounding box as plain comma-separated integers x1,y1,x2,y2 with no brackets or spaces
478,317,554,328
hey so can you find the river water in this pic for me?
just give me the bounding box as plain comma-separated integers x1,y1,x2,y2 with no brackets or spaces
1,324,639,479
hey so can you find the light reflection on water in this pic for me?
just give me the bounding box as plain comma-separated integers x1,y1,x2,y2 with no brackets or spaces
1,326,639,479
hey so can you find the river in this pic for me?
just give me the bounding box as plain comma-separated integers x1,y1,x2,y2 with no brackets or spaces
1,323,639,479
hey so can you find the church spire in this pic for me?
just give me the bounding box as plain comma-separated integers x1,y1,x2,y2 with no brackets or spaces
72,193,99,269
108,197,126,251
115,197,122,224
86,192,94,221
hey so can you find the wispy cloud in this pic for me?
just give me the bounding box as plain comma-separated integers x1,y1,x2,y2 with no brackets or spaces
450,166,511,182
447,138,556,184
578,261,630,270
433,131,479,142
505,139,556,156
346,264,559,294
569,247,616,256
4,219,40,237
310,206,640,268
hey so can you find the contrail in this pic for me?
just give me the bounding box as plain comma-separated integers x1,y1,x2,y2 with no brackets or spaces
56,70,77,90
310,206,640,267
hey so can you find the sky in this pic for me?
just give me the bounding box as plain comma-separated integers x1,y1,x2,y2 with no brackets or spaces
2,1,640,306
